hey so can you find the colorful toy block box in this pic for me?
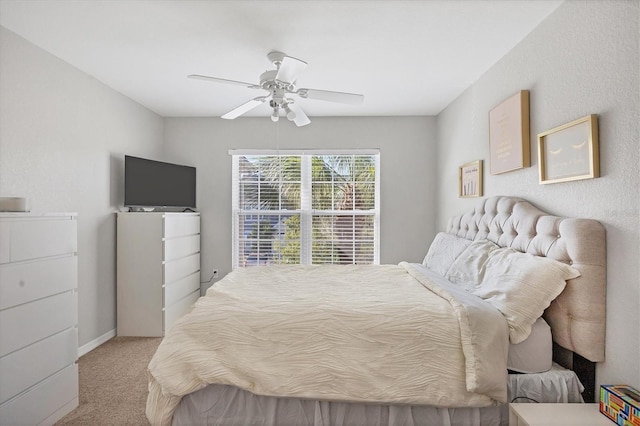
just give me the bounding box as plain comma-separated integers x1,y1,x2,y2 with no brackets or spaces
600,385,640,426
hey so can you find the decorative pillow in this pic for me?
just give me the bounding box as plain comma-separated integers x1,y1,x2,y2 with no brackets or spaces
422,232,472,276
471,248,580,344
445,239,499,289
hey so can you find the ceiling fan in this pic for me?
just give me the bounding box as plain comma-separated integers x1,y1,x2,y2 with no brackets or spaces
188,51,364,127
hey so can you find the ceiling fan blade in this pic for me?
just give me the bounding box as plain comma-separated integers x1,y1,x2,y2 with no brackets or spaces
188,74,260,89
275,56,307,84
286,102,311,127
221,97,268,119
296,88,364,105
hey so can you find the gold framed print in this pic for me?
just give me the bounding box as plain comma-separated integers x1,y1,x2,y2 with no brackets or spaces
459,160,483,198
537,114,599,184
489,90,530,175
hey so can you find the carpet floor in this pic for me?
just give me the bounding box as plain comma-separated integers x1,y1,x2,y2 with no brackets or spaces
55,336,162,426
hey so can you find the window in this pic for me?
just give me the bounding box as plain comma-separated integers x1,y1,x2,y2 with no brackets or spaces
231,150,380,268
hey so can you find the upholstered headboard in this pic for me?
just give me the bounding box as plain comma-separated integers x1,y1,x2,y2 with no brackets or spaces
445,196,606,365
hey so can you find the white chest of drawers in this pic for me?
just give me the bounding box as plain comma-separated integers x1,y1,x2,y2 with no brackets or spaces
116,212,201,336
0,213,79,425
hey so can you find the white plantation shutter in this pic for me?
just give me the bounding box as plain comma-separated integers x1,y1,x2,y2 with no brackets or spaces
231,150,380,269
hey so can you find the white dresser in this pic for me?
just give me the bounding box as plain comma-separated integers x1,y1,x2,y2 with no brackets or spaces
0,213,79,425
116,212,201,336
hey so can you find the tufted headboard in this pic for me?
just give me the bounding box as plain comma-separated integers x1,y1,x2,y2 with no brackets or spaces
445,196,606,372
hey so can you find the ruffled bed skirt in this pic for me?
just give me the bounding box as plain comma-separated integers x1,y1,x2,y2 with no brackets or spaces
171,363,584,426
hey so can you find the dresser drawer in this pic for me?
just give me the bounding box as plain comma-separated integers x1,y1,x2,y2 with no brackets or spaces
7,218,77,262
0,255,77,310
0,363,78,426
164,234,200,262
165,271,200,306
0,327,77,404
164,290,199,332
164,214,200,238
0,291,76,357
164,253,200,285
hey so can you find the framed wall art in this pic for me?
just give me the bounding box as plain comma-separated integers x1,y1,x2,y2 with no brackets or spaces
538,114,599,184
459,160,483,198
489,90,530,175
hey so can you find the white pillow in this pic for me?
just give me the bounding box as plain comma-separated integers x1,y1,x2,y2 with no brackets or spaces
422,232,472,276
471,247,580,344
445,239,499,289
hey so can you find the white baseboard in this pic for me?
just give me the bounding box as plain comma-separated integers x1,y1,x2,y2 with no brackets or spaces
78,329,116,357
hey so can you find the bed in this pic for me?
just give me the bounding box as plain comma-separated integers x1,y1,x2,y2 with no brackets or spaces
146,196,606,425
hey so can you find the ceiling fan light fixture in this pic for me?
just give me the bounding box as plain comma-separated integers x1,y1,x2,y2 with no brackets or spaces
284,104,296,121
271,107,280,122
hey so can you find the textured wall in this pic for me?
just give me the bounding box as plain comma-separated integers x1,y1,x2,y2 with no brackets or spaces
162,116,437,292
436,1,640,388
0,27,164,347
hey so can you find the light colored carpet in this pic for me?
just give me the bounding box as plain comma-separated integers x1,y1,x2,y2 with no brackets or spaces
55,336,162,426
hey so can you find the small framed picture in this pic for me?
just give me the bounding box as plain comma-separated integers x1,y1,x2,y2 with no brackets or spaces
538,114,599,184
459,160,483,198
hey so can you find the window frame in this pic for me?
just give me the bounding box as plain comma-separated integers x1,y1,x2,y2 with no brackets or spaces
230,149,380,269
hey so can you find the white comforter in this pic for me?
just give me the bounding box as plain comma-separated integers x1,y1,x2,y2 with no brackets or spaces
146,263,509,425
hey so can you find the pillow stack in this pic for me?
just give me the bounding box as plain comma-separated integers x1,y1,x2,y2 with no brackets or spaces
424,235,580,344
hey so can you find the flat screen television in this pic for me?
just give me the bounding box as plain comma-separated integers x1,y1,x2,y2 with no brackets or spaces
124,155,196,209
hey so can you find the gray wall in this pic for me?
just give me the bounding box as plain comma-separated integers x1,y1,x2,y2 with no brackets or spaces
0,27,164,348
436,1,639,389
163,116,437,291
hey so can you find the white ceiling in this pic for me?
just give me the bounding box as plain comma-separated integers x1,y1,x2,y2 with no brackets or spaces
0,0,563,118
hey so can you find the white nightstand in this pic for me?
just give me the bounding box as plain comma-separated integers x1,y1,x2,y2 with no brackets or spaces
509,403,612,426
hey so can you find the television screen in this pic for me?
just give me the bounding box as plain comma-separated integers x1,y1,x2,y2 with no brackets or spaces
124,155,196,208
